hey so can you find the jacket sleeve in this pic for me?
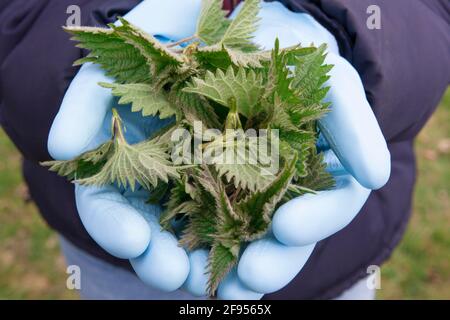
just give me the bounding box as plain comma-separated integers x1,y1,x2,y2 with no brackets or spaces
275,0,450,142
0,0,140,162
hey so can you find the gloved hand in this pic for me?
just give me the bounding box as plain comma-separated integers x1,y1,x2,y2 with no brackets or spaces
47,0,205,292
182,1,391,299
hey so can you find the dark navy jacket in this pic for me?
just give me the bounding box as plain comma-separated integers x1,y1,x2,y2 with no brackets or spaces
0,0,449,299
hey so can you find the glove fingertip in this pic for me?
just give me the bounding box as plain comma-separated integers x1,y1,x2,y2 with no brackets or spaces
75,185,151,259
238,236,315,293
182,249,209,297
48,63,113,160
356,145,391,190
217,269,263,300
130,229,190,292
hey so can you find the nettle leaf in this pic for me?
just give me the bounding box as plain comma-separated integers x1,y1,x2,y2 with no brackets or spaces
207,243,238,295
236,150,298,240
193,0,267,69
295,149,335,191
146,181,169,204
294,143,311,179
168,82,221,128
206,132,276,192
264,39,297,103
42,159,78,179
74,110,179,191
179,209,217,249
179,179,219,250
99,82,176,119
112,18,184,74
41,141,114,180
279,129,313,155
225,46,270,68
184,66,264,118
290,44,332,113
161,200,199,231
179,167,244,259
220,0,260,50
287,103,330,126
266,97,316,177
196,44,270,69
197,166,244,224
280,133,320,179
196,0,230,45
160,178,193,228
64,26,151,83
194,45,233,70
76,137,179,191
66,19,184,82
269,100,298,130
283,45,314,64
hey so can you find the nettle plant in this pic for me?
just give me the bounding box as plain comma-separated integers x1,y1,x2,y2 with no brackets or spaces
43,0,334,294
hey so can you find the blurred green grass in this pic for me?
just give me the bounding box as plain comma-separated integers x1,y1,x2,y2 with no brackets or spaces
378,88,450,299
0,89,448,299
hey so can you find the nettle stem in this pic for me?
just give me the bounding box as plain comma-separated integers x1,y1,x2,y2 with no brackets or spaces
111,108,127,144
166,35,197,48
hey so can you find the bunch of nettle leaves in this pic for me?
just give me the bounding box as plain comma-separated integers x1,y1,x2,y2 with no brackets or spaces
43,0,334,294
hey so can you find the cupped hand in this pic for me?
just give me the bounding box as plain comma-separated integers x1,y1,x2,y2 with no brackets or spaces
47,0,204,292
183,1,391,299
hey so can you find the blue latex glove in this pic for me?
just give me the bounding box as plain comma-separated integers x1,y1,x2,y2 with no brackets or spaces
48,0,205,292
182,2,391,299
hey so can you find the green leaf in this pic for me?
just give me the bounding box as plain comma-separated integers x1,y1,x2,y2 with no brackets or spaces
179,166,243,252
206,132,276,192
196,0,230,45
283,45,315,64
196,166,242,222
195,44,270,68
111,18,183,74
193,0,269,69
64,26,151,83
225,46,270,68
41,141,114,180
259,95,316,177
179,209,217,249
160,178,193,228
287,103,330,126
99,82,176,119
76,137,179,191
194,45,233,70
294,145,311,179
146,181,169,204
207,243,238,295
290,44,332,113
277,126,314,153
269,100,299,131
277,133,316,179
220,0,260,51
168,83,221,128
179,200,218,247
236,150,298,240
65,19,184,82
69,110,179,191
162,200,199,230
41,159,78,179
178,177,219,249
184,66,264,118
264,39,297,103
295,149,335,191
